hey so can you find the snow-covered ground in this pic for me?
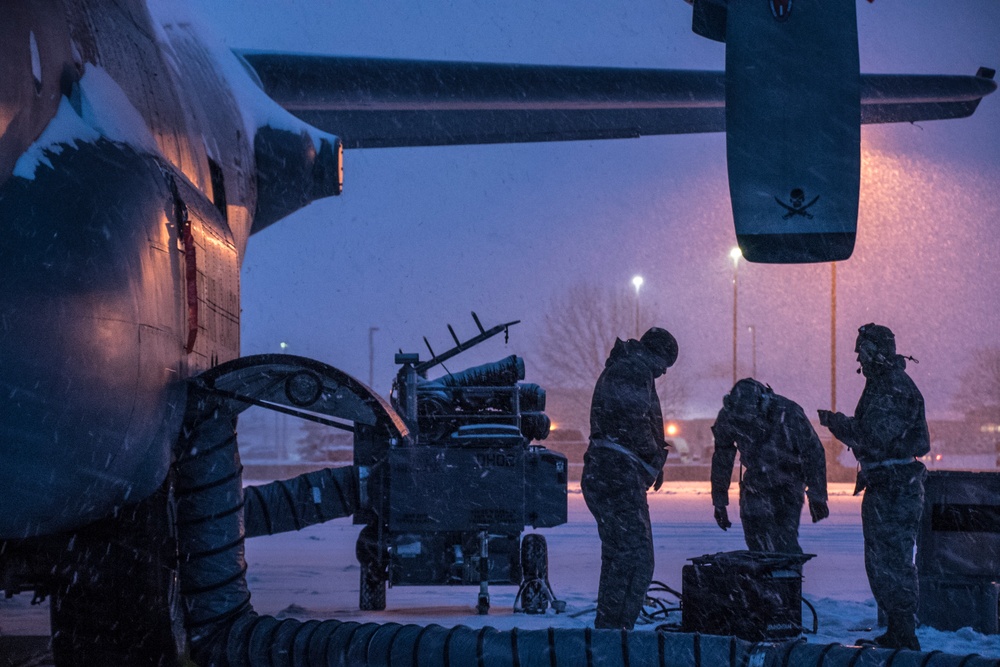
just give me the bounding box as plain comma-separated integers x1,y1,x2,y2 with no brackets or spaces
3,481,999,660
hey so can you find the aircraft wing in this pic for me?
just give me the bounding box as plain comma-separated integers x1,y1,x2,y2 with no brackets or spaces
861,68,997,124
237,52,996,149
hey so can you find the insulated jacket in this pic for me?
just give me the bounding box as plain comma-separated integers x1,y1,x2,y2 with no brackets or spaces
710,394,827,508
588,338,668,484
828,356,930,465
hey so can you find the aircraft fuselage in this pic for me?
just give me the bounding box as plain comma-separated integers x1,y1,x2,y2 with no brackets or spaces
0,0,260,538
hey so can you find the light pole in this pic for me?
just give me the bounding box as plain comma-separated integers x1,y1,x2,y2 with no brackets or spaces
278,341,289,459
830,262,837,412
631,275,643,339
747,324,757,378
729,247,742,386
368,326,379,389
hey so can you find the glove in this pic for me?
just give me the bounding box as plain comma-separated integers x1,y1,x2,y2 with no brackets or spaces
652,469,664,492
808,498,830,523
714,505,732,531
818,410,851,441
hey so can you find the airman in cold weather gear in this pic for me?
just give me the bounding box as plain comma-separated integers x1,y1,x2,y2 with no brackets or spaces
819,323,929,651
711,379,828,554
582,327,677,630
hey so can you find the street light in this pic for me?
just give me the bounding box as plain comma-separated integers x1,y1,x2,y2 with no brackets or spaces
747,324,757,378
631,275,644,339
729,247,742,386
368,326,379,389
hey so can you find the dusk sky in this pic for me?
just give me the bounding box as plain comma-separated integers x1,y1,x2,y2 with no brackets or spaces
195,0,1000,421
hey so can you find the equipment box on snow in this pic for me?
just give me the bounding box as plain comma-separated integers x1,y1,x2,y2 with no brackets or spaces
681,550,813,641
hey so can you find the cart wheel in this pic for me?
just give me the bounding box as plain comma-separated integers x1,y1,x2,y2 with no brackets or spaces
518,533,551,614
357,524,386,611
521,533,548,580
518,578,549,614
359,564,386,611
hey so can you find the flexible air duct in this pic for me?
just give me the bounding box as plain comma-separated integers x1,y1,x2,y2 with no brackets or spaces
243,467,356,538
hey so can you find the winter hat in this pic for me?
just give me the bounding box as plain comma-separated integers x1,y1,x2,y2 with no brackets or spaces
640,327,678,368
855,323,896,357
723,378,769,415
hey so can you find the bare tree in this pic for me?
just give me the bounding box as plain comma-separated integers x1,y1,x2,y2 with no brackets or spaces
952,347,1000,420
536,282,688,420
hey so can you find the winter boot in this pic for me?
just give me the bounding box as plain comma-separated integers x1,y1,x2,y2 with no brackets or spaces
872,614,920,651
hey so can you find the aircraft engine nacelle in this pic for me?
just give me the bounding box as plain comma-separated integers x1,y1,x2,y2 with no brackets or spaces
251,126,343,233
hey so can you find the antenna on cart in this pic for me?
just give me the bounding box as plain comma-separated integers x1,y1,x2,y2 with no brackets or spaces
414,312,520,376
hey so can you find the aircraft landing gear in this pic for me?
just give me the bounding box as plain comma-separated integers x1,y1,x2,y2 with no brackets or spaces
47,478,184,666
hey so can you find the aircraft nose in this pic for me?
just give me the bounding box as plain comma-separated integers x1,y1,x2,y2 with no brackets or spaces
0,140,180,539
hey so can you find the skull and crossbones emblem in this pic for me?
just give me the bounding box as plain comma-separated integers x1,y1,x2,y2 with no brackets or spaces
774,188,820,220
